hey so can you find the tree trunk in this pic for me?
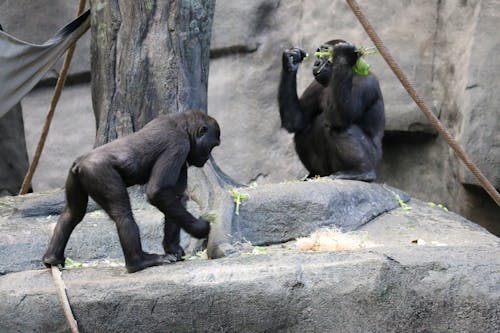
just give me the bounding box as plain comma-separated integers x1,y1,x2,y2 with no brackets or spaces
90,0,214,145
90,0,239,258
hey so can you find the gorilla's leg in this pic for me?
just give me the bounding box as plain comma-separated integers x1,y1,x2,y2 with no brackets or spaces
163,220,185,260
329,126,379,182
43,170,89,267
78,160,175,273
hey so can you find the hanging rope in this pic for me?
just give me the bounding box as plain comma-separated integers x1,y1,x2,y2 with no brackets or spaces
19,0,87,195
345,0,500,206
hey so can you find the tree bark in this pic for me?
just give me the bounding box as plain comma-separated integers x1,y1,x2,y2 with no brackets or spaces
90,0,214,145
90,0,240,258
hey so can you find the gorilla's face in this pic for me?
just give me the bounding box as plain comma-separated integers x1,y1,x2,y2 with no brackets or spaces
312,39,347,87
188,120,220,167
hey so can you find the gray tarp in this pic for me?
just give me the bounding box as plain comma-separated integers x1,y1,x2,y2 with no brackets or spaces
0,10,90,118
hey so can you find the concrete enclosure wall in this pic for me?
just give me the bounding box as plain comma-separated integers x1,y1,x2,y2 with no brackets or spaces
0,0,498,232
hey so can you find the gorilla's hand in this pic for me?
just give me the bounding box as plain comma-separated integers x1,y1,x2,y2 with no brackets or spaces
283,47,307,72
187,217,211,239
333,43,358,66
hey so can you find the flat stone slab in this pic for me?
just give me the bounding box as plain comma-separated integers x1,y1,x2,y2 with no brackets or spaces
1,246,499,333
232,179,409,245
1,181,499,332
1,179,410,273
208,179,411,257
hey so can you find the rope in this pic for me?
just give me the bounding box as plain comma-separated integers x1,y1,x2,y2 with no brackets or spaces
51,266,80,333
38,1,86,331
345,0,500,206
19,0,87,195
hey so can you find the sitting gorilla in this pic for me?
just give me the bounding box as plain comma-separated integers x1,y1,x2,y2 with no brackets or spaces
278,39,385,181
43,110,220,273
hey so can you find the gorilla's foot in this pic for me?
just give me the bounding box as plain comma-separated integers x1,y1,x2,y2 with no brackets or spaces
126,252,177,273
42,252,66,268
331,170,376,182
164,242,186,261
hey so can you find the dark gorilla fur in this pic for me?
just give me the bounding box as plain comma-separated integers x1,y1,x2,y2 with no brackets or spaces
43,110,220,273
278,39,385,181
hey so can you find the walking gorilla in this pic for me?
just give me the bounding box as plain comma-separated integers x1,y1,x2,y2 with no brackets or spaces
43,110,220,273
278,39,385,181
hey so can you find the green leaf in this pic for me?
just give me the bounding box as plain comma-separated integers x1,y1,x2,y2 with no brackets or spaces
64,257,83,268
252,246,268,254
229,190,250,215
353,57,371,75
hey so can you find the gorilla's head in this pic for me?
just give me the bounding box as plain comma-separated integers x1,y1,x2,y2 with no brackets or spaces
313,39,354,87
187,111,220,167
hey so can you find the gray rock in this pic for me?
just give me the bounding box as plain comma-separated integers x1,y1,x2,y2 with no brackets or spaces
1,0,498,235
456,0,500,188
210,0,498,232
0,188,199,275
1,246,499,333
1,180,498,332
1,179,409,273
0,104,29,196
0,205,160,275
221,179,409,248
21,84,95,192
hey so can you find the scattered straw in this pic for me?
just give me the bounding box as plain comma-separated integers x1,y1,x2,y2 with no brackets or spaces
296,228,378,252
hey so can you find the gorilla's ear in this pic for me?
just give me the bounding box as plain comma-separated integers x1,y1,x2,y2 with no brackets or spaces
197,125,208,138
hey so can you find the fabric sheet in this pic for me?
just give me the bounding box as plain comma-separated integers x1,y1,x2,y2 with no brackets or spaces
0,9,90,118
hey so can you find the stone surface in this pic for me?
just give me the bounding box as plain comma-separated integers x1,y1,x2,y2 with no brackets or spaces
0,2,499,332
1,246,499,333
208,0,500,233
0,104,29,196
1,182,499,332
0,179,410,273
226,179,408,246
457,0,500,188
0,0,498,233
0,188,197,275
21,84,95,192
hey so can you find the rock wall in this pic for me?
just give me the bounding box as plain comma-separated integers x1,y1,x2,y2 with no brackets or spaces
1,190,499,332
0,104,29,195
0,0,498,233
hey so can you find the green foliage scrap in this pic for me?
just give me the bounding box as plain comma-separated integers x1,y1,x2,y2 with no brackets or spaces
62,257,83,269
251,246,268,255
386,188,412,212
313,45,377,76
428,202,449,211
0,201,12,208
229,190,250,215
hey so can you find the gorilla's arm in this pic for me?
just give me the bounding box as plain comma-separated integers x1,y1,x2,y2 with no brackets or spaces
354,76,385,139
278,64,301,132
330,68,356,127
324,49,363,129
278,48,321,133
146,144,209,239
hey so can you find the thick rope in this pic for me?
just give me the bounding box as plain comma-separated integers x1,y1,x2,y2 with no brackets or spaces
19,0,87,195
345,0,500,206
35,2,87,331
51,266,79,333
